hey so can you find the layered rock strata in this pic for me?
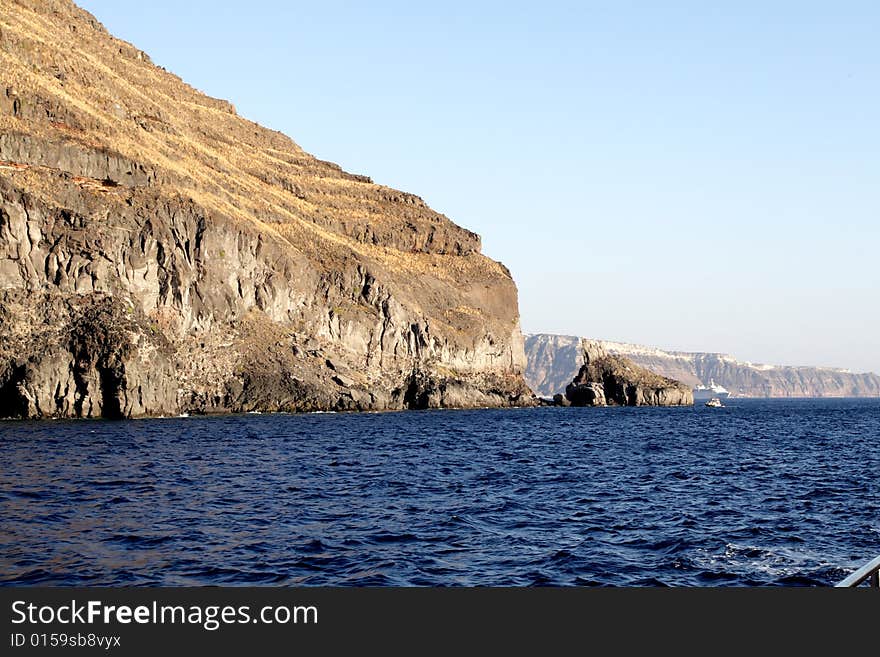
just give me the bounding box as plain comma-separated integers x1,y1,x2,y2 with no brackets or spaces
0,0,533,418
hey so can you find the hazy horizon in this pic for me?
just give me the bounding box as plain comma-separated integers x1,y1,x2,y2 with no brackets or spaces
77,1,880,375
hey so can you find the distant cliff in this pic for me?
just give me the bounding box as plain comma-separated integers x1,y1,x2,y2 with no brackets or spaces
0,0,532,419
525,334,880,398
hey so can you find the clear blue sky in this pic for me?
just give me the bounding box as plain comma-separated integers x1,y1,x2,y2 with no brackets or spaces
78,1,879,373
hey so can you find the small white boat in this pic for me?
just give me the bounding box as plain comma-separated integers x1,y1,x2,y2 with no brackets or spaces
705,397,724,408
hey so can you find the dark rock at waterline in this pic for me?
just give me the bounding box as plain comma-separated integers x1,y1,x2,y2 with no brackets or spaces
564,342,693,407
564,382,606,407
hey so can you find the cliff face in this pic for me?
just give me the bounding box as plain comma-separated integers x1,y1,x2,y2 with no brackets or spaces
522,334,584,400
525,334,880,398
0,0,532,419
563,341,693,407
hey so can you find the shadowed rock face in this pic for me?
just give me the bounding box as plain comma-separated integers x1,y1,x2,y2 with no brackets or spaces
564,342,693,407
0,0,533,418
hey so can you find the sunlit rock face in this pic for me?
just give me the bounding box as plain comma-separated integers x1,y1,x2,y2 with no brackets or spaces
0,0,532,418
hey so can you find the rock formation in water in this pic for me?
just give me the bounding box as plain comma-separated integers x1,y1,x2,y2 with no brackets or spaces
564,342,693,407
525,334,880,398
0,0,534,419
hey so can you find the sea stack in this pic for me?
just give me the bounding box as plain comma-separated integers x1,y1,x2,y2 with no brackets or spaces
0,0,533,419
564,341,693,407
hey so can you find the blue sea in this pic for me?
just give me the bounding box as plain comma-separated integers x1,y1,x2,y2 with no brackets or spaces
1,399,878,586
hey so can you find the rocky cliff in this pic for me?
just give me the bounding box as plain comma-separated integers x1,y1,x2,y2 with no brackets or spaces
524,334,585,400
525,334,880,398
0,0,533,419
562,341,692,407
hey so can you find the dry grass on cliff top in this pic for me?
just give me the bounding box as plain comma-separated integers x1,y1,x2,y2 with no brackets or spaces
1,0,508,298
598,355,690,389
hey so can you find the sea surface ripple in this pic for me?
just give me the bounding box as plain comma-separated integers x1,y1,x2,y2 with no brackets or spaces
1,399,878,586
